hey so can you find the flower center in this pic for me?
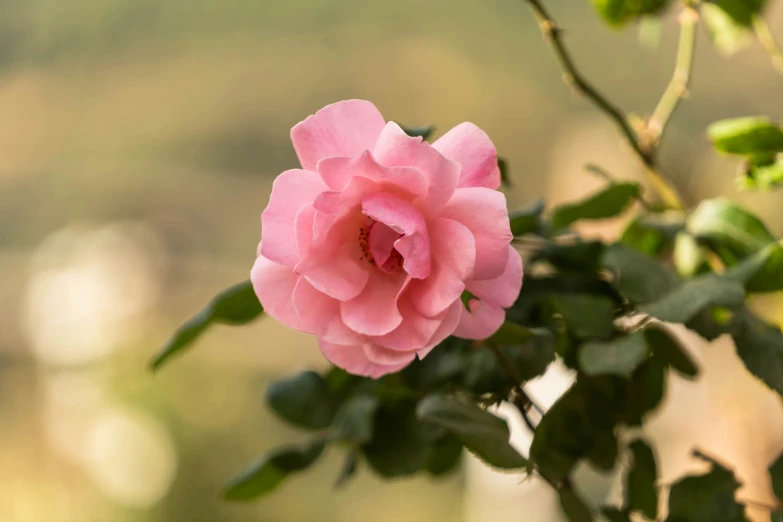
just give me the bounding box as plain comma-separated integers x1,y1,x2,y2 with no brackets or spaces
358,218,404,272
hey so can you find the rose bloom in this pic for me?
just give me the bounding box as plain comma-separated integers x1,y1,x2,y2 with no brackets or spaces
252,100,522,377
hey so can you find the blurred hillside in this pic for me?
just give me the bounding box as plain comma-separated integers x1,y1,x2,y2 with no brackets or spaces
0,1,781,521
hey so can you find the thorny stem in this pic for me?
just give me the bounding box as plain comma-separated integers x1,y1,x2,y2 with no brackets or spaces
522,0,687,210
648,4,699,146
487,343,542,432
753,16,783,76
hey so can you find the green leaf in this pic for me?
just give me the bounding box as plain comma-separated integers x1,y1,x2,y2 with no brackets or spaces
266,371,337,430
498,157,511,186
416,395,528,469
223,440,325,501
601,507,631,522
331,395,379,444
674,232,709,278
362,403,436,477
559,485,594,522
534,241,605,272
426,436,463,476
687,198,776,259
666,451,749,522
334,451,358,488
772,511,783,522
626,439,658,520
151,280,263,371
708,117,783,155
401,125,435,140
731,309,783,397
586,430,618,471
591,0,671,27
769,449,783,502
579,332,649,379
550,294,618,339
510,199,545,236
702,3,753,56
621,211,685,256
551,183,640,231
602,243,680,304
623,358,666,426
739,153,783,191
724,241,783,292
640,274,745,324
711,0,768,27
645,326,698,378
486,321,534,346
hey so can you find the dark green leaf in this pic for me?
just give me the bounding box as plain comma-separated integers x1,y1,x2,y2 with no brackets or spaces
586,430,618,471
486,321,534,346
769,450,783,502
731,309,783,397
710,0,768,27
401,125,435,140
534,241,605,272
579,332,649,379
730,242,783,293
666,451,749,522
223,440,325,501
331,395,379,444
498,157,511,186
559,485,594,522
550,294,618,339
623,358,666,426
640,274,745,324
266,371,337,430
709,116,783,154
621,211,685,256
552,183,640,230
687,198,776,259
591,0,671,26
772,511,783,522
362,403,435,477
152,280,263,371
510,199,545,236
626,439,658,520
602,243,680,304
645,326,698,378
601,507,631,522
416,395,528,469
426,436,463,476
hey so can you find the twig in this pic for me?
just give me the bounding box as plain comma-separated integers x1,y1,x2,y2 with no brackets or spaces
647,5,699,146
521,0,686,210
487,344,543,431
753,16,783,75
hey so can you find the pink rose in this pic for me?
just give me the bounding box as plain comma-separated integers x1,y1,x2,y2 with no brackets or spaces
251,100,523,378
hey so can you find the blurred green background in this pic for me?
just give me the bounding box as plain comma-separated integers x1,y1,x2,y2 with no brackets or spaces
0,0,782,521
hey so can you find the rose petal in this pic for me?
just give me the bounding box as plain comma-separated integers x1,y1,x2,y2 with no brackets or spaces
453,298,505,340
340,272,406,335
373,122,460,214
433,122,501,189
370,296,444,350
466,246,523,308
250,254,306,331
439,187,513,280
317,150,428,195
292,278,364,345
362,343,417,365
417,300,463,359
260,169,328,267
291,100,386,171
320,341,410,379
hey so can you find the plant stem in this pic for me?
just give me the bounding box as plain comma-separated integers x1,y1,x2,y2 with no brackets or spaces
753,16,783,75
487,344,542,431
648,5,699,146
522,0,687,210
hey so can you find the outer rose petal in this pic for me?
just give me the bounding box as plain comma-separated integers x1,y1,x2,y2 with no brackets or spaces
370,297,446,350
317,150,428,195
433,122,501,189
260,169,328,267
362,343,417,366
409,218,476,318
466,246,523,308
453,299,505,340
291,100,386,171
439,187,513,280
250,254,306,331
417,300,463,359
320,341,410,379
292,278,364,345
373,122,460,214
362,192,431,279
340,273,406,336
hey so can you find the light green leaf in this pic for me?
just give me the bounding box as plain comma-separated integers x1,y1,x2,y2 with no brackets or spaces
552,183,640,230
509,199,545,236
674,232,708,278
151,280,263,371
223,440,325,501
702,3,753,56
711,0,768,27
266,371,337,430
645,326,699,378
738,153,783,191
602,243,680,304
626,439,658,520
579,332,649,379
591,0,671,27
640,274,745,324
708,117,783,155
687,198,776,258
416,395,528,470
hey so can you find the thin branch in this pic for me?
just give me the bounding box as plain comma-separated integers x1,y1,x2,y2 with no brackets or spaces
753,16,783,75
487,343,543,431
521,0,687,210
647,5,699,145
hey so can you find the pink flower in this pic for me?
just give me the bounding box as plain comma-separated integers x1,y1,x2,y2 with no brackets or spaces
251,100,522,378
